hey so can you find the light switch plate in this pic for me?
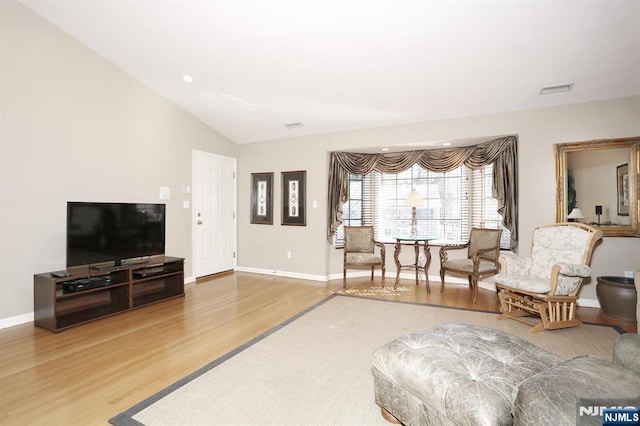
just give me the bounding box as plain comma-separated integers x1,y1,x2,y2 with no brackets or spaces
159,186,170,200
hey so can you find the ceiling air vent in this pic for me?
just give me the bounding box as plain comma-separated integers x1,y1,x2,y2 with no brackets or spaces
540,83,574,95
285,122,304,129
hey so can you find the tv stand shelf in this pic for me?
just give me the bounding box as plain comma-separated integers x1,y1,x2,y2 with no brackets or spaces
34,256,184,332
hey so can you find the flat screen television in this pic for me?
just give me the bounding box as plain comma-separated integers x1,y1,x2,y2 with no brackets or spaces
66,202,166,268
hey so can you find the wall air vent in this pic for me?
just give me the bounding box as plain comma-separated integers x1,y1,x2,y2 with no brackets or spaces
285,122,304,129
540,83,574,95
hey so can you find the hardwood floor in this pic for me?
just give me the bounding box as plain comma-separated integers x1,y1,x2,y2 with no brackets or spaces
0,272,635,425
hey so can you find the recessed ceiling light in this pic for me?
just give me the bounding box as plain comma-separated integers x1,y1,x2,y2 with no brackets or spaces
381,148,390,152
285,122,304,129
540,83,573,95
182,74,194,83
442,142,452,146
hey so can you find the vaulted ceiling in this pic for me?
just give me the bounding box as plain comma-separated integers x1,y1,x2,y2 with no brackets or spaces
18,0,640,144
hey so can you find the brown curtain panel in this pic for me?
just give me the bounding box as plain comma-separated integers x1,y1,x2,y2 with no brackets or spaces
327,136,518,249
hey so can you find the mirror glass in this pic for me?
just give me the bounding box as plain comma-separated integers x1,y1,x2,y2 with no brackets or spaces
555,137,640,237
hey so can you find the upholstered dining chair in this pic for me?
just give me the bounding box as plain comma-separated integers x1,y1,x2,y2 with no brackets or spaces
495,222,603,333
343,226,385,289
439,227,503,304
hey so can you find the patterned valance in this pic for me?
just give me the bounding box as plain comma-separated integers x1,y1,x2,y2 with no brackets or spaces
327,136,518,249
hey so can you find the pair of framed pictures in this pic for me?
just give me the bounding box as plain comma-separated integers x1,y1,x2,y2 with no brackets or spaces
250,171,306,226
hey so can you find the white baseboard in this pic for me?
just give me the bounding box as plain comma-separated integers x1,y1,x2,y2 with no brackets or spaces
576,298,601,308
0,312,33,330
235,266,329,282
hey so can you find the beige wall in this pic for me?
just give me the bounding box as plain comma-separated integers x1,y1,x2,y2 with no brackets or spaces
237,96,640,305
0,0,236,322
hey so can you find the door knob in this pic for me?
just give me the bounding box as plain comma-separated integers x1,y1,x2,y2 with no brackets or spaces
197,220,203,225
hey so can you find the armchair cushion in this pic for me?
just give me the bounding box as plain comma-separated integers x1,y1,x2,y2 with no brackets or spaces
497,254,531,275
344,228,375,253
346,252,383,265
493,273,551,294
556,262,591,277
495,263,590,296
529,225,595,279
554,274,584,296
441,258,499,274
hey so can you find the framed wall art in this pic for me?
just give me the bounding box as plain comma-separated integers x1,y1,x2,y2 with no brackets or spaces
617,163,629,216
250,172,273,224
281,170,306,226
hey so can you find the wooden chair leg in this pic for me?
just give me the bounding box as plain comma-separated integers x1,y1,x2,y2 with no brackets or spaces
343,268,347,289
471,276,478,304
439,269,446,293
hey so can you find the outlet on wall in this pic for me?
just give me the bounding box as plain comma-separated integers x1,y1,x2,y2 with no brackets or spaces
624,270,634,278
287,251,292,259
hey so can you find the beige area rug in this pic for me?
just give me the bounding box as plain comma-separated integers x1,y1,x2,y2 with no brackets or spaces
110,295,622,426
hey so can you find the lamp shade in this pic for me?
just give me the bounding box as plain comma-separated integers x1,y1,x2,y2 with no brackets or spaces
567,207,585,219
404,190,424,208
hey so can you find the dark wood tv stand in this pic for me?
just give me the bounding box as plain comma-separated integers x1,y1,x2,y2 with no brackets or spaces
34,256,185,332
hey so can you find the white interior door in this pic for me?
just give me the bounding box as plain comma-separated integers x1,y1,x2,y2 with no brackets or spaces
193,150,237,277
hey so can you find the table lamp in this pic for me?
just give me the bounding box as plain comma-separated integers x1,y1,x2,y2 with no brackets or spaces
404,189,424,238
567,206,585,222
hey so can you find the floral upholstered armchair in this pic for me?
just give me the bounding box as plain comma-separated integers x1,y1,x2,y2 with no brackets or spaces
343,226,385,289
495,222,603,333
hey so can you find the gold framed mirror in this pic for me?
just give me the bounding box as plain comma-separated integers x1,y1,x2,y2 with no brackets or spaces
555,137,640,237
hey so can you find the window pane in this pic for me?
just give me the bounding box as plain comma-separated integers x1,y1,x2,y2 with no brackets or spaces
350,180,362,199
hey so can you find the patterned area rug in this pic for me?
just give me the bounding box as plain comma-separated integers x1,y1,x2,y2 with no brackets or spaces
336,285,414,297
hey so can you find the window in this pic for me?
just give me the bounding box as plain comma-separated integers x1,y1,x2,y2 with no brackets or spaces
334,174,369,243
335,163,511,248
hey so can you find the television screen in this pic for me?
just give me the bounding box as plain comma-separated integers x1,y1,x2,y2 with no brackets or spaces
67,202,166,267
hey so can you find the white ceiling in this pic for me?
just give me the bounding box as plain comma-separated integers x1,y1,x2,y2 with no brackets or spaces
18,0,640,145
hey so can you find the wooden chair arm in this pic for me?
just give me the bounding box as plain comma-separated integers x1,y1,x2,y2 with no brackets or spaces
374,241,386,261
439,242,470,262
